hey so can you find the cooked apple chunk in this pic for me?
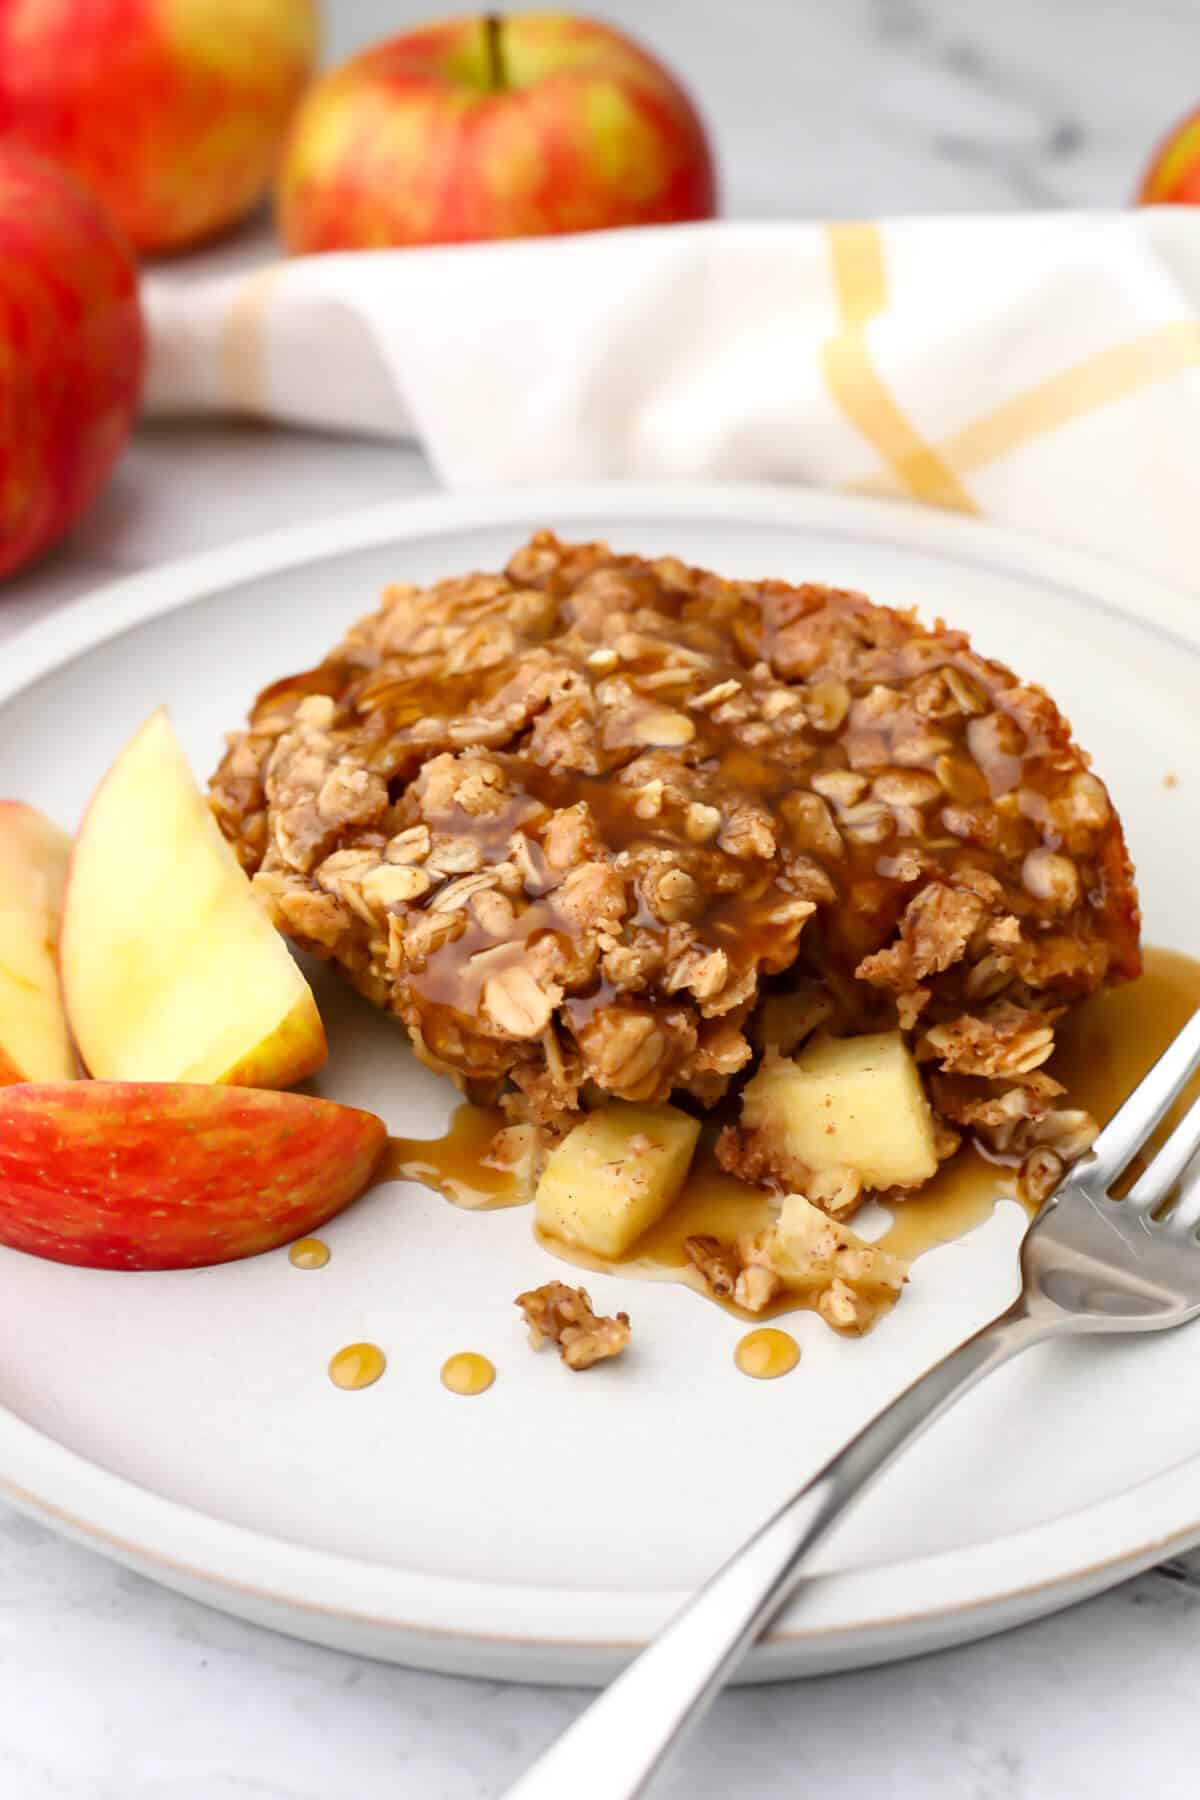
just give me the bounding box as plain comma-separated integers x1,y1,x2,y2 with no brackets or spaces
739,1031,938,1194
535,1101,700,1258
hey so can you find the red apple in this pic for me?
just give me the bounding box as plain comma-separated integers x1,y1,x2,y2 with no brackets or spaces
0,1082,386,1270
277,10,716,252
1138,105,1200,205
0,145,143,580
0,0,319,256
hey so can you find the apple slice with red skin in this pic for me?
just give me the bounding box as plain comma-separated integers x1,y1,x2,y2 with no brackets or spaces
0,1083,386,1271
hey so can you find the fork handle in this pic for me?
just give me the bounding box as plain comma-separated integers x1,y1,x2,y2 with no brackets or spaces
503,1301,1053,1800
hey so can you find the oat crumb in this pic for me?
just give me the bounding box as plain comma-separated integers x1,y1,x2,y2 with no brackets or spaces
515,1281,631,1370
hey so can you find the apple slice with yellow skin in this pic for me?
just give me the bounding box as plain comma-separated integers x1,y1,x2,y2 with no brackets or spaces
61,708,326,1087
0,801,75,1085
0,1083,385,1270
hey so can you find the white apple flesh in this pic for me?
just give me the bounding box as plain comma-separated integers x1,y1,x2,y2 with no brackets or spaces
60,708,327,1088
0,801,75,1084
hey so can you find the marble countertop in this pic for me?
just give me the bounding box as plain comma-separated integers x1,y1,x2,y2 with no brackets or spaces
4,1,1200,1794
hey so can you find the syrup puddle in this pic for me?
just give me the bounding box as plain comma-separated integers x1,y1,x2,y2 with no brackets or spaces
876,1149,1018,1260
380,1105,525,1209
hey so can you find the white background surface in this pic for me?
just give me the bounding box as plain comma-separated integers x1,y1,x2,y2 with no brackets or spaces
3,2,1200,1795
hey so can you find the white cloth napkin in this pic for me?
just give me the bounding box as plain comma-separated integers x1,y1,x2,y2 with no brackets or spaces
144,214,1200,592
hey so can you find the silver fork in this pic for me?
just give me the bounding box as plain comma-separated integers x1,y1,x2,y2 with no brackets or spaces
504,1009,1200,1800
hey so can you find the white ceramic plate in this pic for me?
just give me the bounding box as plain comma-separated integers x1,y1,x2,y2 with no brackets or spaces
1,483,1198,1685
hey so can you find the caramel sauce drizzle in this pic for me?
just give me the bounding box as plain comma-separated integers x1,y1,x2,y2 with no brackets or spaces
380,1105,525,1209
288,1237,330,1270
328,1342,386,1390
441,1352,496,1396
1048,945,1200,1180
875,1149,1011,1260
735,1328,801,1379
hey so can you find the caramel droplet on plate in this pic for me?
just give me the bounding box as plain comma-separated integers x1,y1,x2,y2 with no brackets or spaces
328,1342,386,1390
734,1328,800,1380
441,1352,496,1397
289,1237,330,1270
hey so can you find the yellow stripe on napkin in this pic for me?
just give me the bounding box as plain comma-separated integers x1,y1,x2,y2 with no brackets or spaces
821,223,977,513
854,320,1200,498
221,268,286,415
934,319,1200,475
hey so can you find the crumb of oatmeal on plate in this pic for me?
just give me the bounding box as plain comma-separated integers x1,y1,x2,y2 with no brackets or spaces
686,1193,908,1333
515,1280,631,1369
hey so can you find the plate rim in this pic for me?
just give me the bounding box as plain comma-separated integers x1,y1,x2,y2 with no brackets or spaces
3,478,1199,1680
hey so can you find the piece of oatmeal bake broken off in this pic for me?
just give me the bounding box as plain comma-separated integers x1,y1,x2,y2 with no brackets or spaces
210,532,1139,1205
516,1280,631,1370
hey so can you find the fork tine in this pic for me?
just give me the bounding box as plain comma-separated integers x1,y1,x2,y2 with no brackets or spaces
1087,1008,1200,1190
1165,1167,1200,1234
1124,1094,1200,1215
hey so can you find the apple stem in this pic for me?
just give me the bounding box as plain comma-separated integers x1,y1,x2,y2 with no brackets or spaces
484,13,507,92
